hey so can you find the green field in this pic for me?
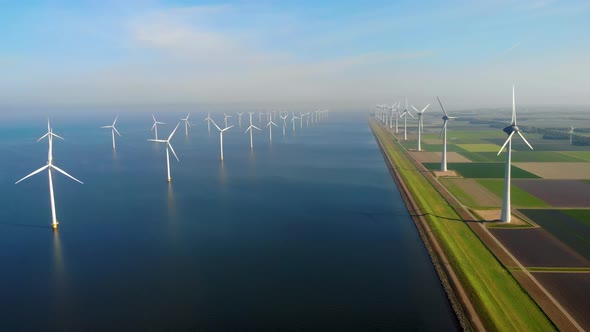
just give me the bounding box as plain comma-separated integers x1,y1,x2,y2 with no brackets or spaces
438,178,495,208
372,121,553,331
520,209,590,260
457,143,502,152
458,151,583,163
476,179,549,207
422,162,540,178
559,151,590,162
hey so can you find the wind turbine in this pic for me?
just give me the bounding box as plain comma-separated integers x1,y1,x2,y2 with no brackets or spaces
258,112,263,124
203,112,213,134
211,120,233,161
180,113,191,136
148,123,181,182
245,112,261,149
237,112,244,128
151,114,165,140
569,125,575,145
223,113,232,128
300,112,305,129
291,113,299,133
16,120,83,230
400,98,414,140
267,116,279,142
437,97,457,171
280,113,288,136
411,104,430,151
497,85,533,222
101,115,122,150
306,112,311,126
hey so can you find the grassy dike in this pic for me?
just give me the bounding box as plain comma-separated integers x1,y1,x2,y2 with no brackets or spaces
370,120,554,331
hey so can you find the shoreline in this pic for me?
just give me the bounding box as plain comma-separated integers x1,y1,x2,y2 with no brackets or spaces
370,120,478,331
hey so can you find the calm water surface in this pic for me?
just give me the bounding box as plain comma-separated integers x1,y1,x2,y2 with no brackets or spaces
0,112,458,331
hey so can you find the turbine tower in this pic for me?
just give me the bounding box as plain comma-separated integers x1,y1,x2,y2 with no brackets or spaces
148,123,180,182
212,120,233,161
267,116,279,142
245,112,261,149
437,97,457,172
203,112,213,134
497,85,533,222
16,120,83,230
411,104,430,151
151,114,165,140
569,125,575,145
101,115,122,150
180,113,191,136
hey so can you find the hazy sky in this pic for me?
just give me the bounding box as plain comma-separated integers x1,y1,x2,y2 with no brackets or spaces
0,0,589,109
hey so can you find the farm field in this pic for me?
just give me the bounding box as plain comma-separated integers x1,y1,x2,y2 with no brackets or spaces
514,162,590,179
409,151,471,163
520,209,590,260
533,273,590,331
422,162,540,179
513,180,590,208
476,179,549,208
439,178,500,208
456,143,501,152
559,151,590,161
489,228,590,267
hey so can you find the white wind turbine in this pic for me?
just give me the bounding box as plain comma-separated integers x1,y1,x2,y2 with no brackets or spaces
211,120,233,161
237,112,244,128
258,112,263,124
280,113,288,136
245,112,261,149
299,112,305,128
180,113,191,136
148,123,181,182
203,112,213,134
411,104,430,151
306,112,311,126
151,114,165,140
223,113,232,128
497,85,533,222
569,125,575,145
16,120,83,230
437,97,457,172
400,98,414,140
291,113,299,133
101,115,122,150
267,116,279,142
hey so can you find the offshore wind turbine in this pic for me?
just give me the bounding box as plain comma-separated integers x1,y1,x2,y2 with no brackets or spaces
223,113,232,128
212,120,233,161
411,104,430,151
203,112,213,134
180,113,191,136
497,85,533,222
151,114,165,140
245,112,261,149
400,98,414,140
291,113,299,133
569,125,575,145
16,120,83,230
267,116,279,142
237,112,244,128
300,112,305,128
437,97,457,171
280,113,288,136
148,123,181,182
101,115,122,150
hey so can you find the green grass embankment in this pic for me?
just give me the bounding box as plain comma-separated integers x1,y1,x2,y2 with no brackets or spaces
371,120,554,331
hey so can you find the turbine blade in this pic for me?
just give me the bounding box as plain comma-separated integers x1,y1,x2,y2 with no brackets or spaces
151,123,156,131
439,121,447,138
168,123,180,140
411,106,419,112
168,143,179,162
15,165,49,184
422,104,430,113
37,133,49,142
211,119,221,131
113,127,122,136
437,97,449,117
497,131,515,155
101,126,111,128
517,131,533,150
113,115,119,126
51,165,84,184
253,125,261,131
147,139,166,142
512,84,517,125
52,133,64,140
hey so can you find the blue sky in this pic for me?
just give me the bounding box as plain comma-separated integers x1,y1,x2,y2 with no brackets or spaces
0,0,589,108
